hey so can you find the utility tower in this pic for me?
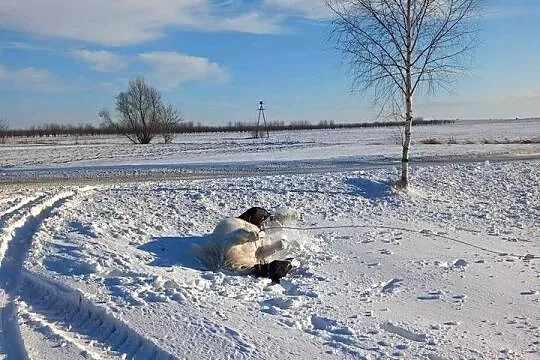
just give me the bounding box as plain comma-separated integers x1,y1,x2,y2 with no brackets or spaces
255,100,269,138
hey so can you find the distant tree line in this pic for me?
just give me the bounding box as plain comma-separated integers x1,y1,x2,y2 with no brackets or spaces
1,117,453,139
0,77,455,143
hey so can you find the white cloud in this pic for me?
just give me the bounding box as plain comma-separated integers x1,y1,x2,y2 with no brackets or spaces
0,41,54,52
71,49,128,72
215,12,284,34
263,0,330,20
139,51,230,89
482,3,529,20
0,0,285,46
0,64,65,92
11,67,66,92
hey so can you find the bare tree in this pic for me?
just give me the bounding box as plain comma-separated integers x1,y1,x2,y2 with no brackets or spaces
160,104,182,144
328,0,480,188
0,118,8,144
115,78,162,144
98,108,112,129
112,77,182,144
98,108,111,123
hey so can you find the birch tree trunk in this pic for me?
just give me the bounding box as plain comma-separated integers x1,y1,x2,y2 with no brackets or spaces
401,96,413,187
401,0,413,188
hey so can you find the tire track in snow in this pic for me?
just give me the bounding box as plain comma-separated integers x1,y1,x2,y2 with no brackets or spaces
0,195,40,221
0,191,74,360
0,188,176,359
0,194,48,262
0,194,50,360
18,271,177,359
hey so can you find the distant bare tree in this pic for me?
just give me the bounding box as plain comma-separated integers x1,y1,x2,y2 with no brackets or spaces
98,108,111,124
115,78,162,144
160,104,182,144
98,109,119,135
328,0,480,188
0,118,8,144
113,77,182,144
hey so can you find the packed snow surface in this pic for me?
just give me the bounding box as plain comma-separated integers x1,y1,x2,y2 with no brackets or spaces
0,124,538,359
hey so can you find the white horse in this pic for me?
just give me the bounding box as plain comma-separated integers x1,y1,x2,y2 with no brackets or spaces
193,207,301,272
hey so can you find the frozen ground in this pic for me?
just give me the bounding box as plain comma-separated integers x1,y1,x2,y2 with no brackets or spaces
0,123,538,359
1,119,538,185
1,119,539,170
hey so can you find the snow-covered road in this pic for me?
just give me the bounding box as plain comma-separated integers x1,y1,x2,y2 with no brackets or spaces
2,152,539,186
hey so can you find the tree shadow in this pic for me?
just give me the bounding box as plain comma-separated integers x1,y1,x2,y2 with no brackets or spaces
345,177,393,199
138,235,210,270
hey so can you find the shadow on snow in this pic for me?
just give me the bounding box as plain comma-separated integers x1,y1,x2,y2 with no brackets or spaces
345,177,393,199
138,235,210,271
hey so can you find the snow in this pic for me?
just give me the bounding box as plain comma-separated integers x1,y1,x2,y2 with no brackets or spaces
1,119,539,171
0,122,538,359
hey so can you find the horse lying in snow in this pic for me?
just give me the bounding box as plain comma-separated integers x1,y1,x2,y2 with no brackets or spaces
193,207,298,282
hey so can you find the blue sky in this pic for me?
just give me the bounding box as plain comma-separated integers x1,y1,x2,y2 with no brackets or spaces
0,0,539,128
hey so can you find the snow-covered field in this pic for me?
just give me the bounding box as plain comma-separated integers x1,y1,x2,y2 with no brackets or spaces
0,121,538,359
1,119,539,171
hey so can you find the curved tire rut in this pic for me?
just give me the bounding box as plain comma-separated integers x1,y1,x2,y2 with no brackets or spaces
0,191,75,360
18,271,176,359
0,190,176,359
